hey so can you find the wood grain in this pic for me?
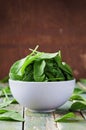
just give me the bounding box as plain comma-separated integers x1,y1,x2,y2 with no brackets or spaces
24,108,58,130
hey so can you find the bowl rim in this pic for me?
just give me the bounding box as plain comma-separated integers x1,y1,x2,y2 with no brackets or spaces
9,78,75,84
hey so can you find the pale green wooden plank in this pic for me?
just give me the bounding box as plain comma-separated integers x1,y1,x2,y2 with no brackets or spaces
24,108,58,130
57,120,86,130
0,103,23,130
45,113,58,130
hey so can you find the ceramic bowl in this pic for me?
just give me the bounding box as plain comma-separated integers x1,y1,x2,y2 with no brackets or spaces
9,79,75,112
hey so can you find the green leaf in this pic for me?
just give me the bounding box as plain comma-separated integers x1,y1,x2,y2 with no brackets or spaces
0,89,14,108
20,53,42,76
11,99,18,104
70,101,86,111
9,73,23,81
73,88,84,94
54,50,62,66
34,60,46,77
0,100,13,109
61,62,73,75
3,86,11,94
0,109,9,114
9,58,26,78
45,59,65,81
0,109,16,114
70,94,85,101
38,52,59,59
22,64,34,81
55,112,76,122
34,60,46,81
0,111,24,122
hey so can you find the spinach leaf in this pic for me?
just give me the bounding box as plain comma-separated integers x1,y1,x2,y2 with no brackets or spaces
55,112,76,122
61,62,73,75
22,64,34,81
0,111,24,122
70,94,85,101
54,50,62,66
38,52,59,59
0,100,13,109
34,60,46,81
73,88,84,94
0,109,9,114
44,58,65,81
0,109,24,122
70,101,86,111
69,86,86,111
20,53,42,76
9,59,26,80
0,88,16,108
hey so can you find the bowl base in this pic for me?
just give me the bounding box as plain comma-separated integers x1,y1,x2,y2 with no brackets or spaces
29,109,55,113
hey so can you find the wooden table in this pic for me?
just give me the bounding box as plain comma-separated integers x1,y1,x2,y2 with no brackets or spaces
0,98,86,130
0,82,86,130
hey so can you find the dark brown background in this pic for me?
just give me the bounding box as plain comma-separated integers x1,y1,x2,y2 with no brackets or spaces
0,0,86,79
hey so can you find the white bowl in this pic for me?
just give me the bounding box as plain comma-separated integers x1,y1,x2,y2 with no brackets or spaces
9,79,75,112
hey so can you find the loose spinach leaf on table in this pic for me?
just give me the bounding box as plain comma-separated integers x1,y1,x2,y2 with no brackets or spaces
0,109,24,121
55,112,76,122
69,94,85,101
9,46,74,81
0,111,24,122
0,100,13,109
70,101,86,111
69,93,86,111
73,88,84,94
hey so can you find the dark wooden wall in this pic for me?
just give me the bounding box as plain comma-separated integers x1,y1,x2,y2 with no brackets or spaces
0,0,86,79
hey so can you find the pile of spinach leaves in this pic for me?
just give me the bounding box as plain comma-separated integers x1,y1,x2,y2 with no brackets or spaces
9,46,74,81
